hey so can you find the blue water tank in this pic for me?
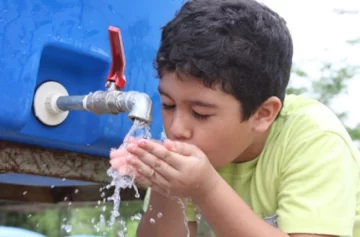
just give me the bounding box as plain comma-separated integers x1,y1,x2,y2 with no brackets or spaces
0,0,182,157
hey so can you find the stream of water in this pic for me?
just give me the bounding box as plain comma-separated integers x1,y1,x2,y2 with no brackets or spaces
106,119,151,235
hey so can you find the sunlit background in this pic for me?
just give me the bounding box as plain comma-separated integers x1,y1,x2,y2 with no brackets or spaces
262,0,360,126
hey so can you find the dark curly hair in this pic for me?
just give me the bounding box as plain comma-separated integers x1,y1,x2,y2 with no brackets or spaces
155,0,293,120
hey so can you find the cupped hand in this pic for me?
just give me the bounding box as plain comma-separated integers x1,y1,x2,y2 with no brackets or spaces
126,139,219,199
109,137,152,188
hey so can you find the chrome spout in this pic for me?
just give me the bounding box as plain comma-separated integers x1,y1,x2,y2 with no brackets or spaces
56,90,152,123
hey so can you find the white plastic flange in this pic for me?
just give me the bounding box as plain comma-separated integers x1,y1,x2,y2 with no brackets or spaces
33,81,70,126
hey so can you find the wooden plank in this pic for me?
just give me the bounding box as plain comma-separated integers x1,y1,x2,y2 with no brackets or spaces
0,140,110,183
0,141,146,203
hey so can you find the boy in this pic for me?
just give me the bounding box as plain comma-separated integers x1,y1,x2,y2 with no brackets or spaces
110,0,360,236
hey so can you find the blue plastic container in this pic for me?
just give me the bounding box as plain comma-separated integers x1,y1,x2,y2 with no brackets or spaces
0,0,182,157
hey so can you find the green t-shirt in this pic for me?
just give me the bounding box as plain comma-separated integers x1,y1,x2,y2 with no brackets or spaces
144,94,360,236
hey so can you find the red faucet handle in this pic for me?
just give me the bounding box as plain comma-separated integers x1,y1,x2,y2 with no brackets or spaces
106,26,126,90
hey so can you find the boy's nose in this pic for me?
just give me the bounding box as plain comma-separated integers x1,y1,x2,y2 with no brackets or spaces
169,116,192,141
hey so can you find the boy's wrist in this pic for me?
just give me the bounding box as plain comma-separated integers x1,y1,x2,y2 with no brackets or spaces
190,166,222,204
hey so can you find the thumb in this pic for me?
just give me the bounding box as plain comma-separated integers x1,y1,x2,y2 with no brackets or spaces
164,139,197,156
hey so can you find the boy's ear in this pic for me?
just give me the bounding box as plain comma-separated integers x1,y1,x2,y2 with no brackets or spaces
251,96,282,133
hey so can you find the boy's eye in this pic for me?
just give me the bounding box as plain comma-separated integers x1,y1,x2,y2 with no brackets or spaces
193,112,210,120
162,104,175,110
162,104,210,120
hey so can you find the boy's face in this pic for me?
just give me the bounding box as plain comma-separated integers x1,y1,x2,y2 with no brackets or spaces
159,72,263,169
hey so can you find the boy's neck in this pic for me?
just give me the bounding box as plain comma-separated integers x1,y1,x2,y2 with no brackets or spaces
233,128,271,163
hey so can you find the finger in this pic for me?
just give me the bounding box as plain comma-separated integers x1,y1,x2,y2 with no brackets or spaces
127,144,157,169
164,139,198,157
127,144,179,180
150,185,170,198
141,168,171,192
110,159,136,176
129,156,171,187
127,143,164,170
123,136,137,144
135,174,152,189
136,139,183,168
127,155,153,177
135,174,168,197
109,158,126,169
128,155,173,193
110,137,138,159
109,148,128,159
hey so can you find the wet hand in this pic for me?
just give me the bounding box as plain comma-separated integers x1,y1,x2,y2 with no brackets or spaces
126,139,218,198
109,138,152,188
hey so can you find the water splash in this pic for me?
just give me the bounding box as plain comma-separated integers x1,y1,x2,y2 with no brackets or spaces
157,212,163,219
149,218,156,224
106,119,151,234
61,224,73,233
60,217,73,234
130,213,142,221
178,198,190,237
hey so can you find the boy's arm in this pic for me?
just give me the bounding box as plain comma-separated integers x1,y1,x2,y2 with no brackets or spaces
137,189,197,237
191,131,358,237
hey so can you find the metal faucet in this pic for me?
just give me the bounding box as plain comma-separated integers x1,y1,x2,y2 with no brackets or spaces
55,90,152,123
33,26,152,126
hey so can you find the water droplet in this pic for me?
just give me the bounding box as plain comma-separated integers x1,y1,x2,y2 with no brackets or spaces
100,214,106,227
50,185,55,189
74,189,79,194
196,213,202,223
61,224,72,233
22,191,28,195
149,218,156,224
130,213,142,221
178,198,190,237
157,212,163,218
62,178,66,181
160,131,167,142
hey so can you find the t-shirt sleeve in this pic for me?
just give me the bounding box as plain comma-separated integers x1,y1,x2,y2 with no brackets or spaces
277,131,358,236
